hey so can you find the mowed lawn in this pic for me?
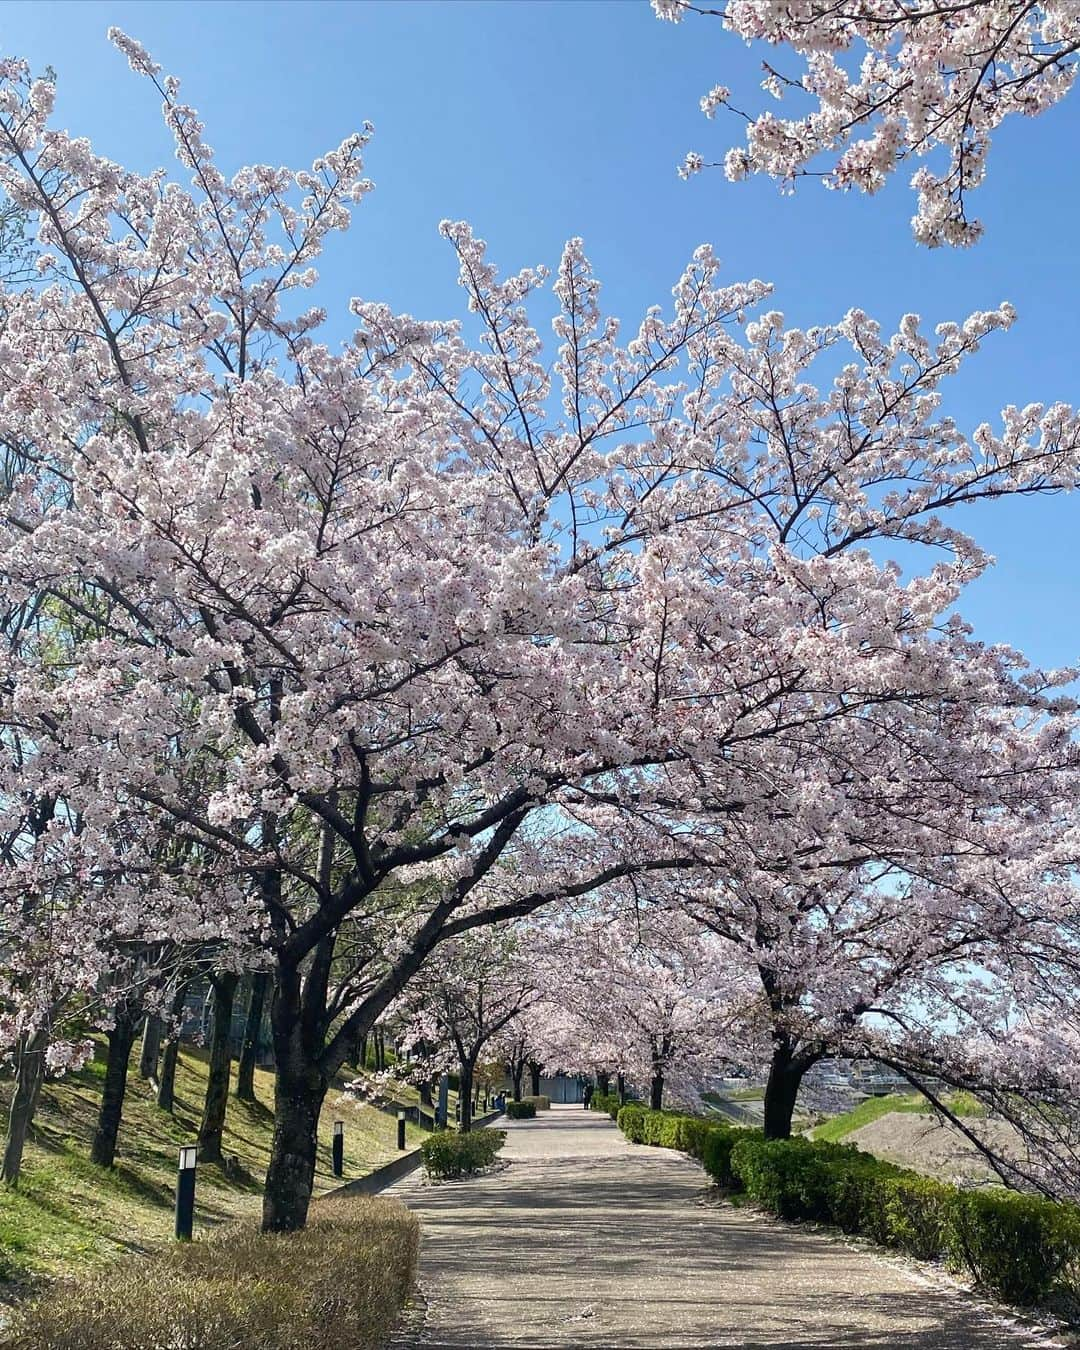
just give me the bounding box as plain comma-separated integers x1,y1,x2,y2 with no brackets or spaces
0,1044,426,1290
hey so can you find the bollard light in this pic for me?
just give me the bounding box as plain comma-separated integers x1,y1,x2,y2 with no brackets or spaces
397,1109,406,1151
332,1119,345,1178
175,1145,197,1241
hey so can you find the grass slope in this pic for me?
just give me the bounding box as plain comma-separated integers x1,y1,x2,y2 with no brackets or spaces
813,1090,986,1143
0,1043,425,1290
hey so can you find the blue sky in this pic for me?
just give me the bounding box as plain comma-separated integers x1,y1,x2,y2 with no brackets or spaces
4,0,1078,669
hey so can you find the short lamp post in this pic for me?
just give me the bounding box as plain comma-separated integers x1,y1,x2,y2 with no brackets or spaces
175,1145,197,1241
397,1109,406,1151
332,1120,345,1178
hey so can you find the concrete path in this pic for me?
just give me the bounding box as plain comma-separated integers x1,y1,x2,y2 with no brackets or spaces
389,1105,1061,1349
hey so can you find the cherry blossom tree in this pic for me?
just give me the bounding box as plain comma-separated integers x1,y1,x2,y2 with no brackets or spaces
530,909,758,1109
655,1,1080,245
1,31,1079,1232
401,926,535,1130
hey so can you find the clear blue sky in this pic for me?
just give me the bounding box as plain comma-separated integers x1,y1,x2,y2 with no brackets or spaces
4,0,1078,669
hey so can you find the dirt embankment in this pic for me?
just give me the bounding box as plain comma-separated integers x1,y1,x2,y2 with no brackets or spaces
847,1112,1024,1185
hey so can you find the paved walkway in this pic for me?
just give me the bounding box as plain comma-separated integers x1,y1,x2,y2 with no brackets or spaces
389,1105,1062,1349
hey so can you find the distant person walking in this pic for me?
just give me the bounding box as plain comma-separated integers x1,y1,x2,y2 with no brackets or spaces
582,1083,593,1110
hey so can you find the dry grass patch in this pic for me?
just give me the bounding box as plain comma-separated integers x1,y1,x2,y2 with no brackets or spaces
1,1193,418,1350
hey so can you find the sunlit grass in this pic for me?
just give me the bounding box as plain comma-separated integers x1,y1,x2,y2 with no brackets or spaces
0,1042,425,1287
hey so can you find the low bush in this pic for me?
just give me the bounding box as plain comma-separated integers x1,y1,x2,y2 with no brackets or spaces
521,1094,550,1111
615,1105,758,1189
617,1102,647,1142
591,1091,633,1119
420,1127,506,1180
505,1100,536,1120
1,1194,418,1350
947,1189,1080,1305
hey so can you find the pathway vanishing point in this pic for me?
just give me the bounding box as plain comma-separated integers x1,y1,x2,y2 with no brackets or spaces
390,1104,1063,1349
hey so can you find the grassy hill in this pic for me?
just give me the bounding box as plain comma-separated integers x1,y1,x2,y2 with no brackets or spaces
812,1090,986,1143
0,1043,426,1292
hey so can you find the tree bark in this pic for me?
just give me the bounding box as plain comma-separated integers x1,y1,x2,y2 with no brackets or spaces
2,1028,47,1186
138,1015,163,1080
597,1070,610,1096
459,1059,475,1133
261,965,328,1232
356,1033,368,1073
528,1060,541,1097
198,972,239,1164
650,1072,664,1111
511,1061,524,1101
235,971,268,1102
616,1071,626,1104
763,1036,808,1140
157,980,190,1112
91,1002,140,1168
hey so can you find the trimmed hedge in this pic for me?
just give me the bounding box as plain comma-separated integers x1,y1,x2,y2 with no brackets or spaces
617,1107,1080,1310
616,1104,759,1189
521,1094,550,1111
590,1091,629,1119
1,1194,418,1350
420,1127,506,1179
505,1100,536,1119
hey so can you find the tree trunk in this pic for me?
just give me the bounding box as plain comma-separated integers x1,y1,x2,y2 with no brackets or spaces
763,1037,807,1140
261,964,330,1233
511,1061,524,1101
420,1077,433,1108
528,1061,541,1097
91,1004,139,1168
597,1070,610,1096
157,980,190,1113
616,1072,626,1104
235,972,268,1102
459,1059,475,1133
356,1033,368,1073
2,1029,47,1186
198,972,238,1164
138,1015,163,1080
650,1072,664,1111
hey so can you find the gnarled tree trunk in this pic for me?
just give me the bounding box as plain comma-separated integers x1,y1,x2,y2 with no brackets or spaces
763,1034,810,1140
139,1015,163,1080
235,971,268,1102
262,964,328,1232
528,1060,542,1097
198,972,238,1164
91,1001,140,1168
157,980,191,1113
2,1028,47,1186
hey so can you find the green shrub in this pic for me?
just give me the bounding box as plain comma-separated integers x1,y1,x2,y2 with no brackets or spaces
877,1174,955,1259
617,1103,648,1142
521,1094,550,1111
505,1100,536,1120
1,1194,418,1350
946,1189,1080,1305
420,1127,506,1179
590,1091,624,1119
700,1123,761,1189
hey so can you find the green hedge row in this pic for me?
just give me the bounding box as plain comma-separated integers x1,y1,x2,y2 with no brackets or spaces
521,1094,550,1111
420,1128,506,1179
617,1103,761,1189
505,1100,536,1119
589,1092,626,1119
617,1106,1080,1309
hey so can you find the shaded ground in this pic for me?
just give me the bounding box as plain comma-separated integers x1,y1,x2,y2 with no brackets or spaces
391,1105,1065,1349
